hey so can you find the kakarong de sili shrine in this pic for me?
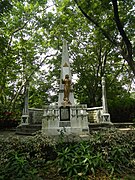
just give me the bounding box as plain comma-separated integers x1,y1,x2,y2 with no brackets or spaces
16,39,112,136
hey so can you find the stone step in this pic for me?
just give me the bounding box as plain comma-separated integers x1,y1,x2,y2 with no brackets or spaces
16,128,39,133
88,122,135,130
16,124,42,135
15,131,38,136
113,123,134,128
17,126,41,130
89,123,113,128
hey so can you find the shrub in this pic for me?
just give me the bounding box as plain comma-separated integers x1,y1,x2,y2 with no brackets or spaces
55,141,103,178
0,111,19,129
0,130,135,179
0,133,56,179
0,152,38,180
109,97,135,123
55,129,135,178
90,129,135,173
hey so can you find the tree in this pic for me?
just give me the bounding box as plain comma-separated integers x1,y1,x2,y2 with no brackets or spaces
0,0,134,116
49,0,133,107
74,0,135,75
0,0,57,111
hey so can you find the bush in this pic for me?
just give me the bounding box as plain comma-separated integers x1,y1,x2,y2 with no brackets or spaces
0,130,135,179
0,133,56,180
109,97,135,123
0,111,19,129
55,141,103,178
0,152,38,180
55,129,135,178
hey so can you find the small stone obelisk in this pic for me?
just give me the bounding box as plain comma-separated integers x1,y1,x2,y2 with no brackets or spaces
21,81,29,124
58,39,75,106
101,77,111,122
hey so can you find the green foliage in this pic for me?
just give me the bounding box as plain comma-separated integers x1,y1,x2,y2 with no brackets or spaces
0,0,135,122
0,111,19,129
55,129,135,178
0,0,12,15
0,152,38,180
90,129,135,175
55,141,103,178
0,133,56,179
0,130,135,179
74,0,135,75
0,0,55,112
109,96,135,122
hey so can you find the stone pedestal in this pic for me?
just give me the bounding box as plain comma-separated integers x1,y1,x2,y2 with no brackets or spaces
101,113,110,123
42,105,89,135
21,114,29,125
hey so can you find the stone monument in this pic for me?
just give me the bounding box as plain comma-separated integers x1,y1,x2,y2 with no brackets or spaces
101,77,111,122
21,81,29,125
42,40,89,135
17,42,112,135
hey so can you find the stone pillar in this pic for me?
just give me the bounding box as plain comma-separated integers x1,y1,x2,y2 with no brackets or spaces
101,77,111,122
21,81,29,124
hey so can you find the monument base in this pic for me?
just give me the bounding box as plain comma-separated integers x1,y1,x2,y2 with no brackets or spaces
42,105,89,136
42,127,89,136
101,113,111,123
21,114,29,125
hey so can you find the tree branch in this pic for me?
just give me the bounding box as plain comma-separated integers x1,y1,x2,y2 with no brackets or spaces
74,0,135,75
112,0,133,60
74,0,117,45
111,0,135,75
8,20,29,46
9,52,58,110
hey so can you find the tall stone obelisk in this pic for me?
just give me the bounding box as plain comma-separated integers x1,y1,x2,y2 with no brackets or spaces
58,39,75,106
42,40,89,135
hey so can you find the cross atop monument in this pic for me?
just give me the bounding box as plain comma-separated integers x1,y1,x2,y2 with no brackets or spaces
58,39,75,106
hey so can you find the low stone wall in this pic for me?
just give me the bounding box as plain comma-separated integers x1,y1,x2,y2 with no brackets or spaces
28,106,103,124
29,108,44,124
87,107,103,123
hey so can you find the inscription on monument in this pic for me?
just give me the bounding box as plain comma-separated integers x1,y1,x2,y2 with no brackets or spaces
60,107,70,121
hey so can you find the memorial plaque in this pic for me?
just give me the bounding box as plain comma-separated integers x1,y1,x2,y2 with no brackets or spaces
60,107,70,121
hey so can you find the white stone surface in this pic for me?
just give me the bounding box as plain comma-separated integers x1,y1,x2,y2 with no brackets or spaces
21,114,29,125
42,40,89,136
87,108,103,123
101,113,111,123
42,105,89,135
101,77,111,123
102,77,108,113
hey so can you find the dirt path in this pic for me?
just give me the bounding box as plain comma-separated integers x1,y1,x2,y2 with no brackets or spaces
0,130,31,138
